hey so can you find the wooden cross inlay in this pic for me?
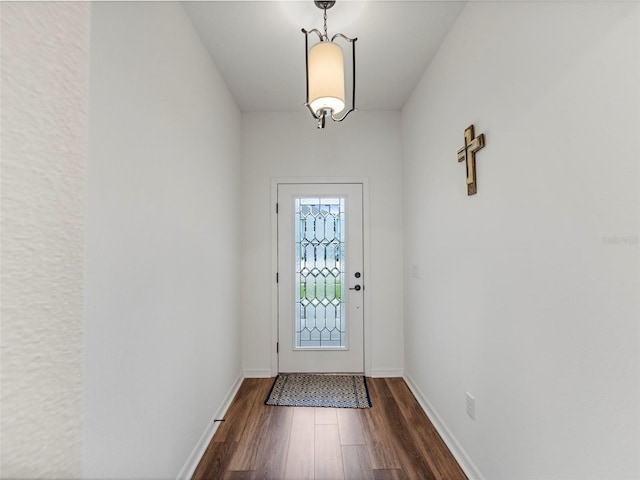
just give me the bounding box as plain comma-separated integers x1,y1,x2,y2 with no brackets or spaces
457,125,485,196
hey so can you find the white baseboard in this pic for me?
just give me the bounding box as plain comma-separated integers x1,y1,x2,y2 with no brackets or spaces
243,369,273,378
369,368,404,378
176,374,244,480
403,372,486,480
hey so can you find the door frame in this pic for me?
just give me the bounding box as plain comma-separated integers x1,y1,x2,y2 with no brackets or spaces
271,177,371,377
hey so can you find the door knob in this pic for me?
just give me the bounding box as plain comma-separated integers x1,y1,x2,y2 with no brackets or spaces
349,285,362,291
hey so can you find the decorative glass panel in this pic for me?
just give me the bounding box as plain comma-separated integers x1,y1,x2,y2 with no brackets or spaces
295,197,346,348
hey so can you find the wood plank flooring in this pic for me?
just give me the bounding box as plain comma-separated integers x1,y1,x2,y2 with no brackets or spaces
192,377,467,480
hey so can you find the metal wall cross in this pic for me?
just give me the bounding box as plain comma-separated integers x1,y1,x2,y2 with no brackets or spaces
457,125,485,196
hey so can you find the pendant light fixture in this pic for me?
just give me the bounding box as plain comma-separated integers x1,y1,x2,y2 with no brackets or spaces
302,1,357,129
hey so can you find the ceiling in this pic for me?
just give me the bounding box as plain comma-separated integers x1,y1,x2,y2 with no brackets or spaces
183,1,465,113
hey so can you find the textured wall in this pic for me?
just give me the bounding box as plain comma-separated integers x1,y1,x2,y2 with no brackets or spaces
1,2,89,477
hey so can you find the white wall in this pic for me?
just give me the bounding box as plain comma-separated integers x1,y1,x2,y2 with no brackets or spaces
242,111,404,377
402,2,639,479
85,3,242,478
0,3,89,477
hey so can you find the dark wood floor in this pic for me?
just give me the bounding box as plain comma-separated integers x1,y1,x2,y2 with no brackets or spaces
193,377,467,480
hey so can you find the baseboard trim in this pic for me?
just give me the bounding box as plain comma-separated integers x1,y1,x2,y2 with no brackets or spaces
176,374,244,480
369,368,404,378
403,372,486,480
243,369,273,378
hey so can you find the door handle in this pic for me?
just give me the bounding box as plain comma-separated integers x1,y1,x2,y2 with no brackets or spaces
349,285,362,291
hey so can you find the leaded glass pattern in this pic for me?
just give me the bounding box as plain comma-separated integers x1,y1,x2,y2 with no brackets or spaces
294,197,346,348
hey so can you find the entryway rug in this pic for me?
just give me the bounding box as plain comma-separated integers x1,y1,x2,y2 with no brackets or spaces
265,373,372,409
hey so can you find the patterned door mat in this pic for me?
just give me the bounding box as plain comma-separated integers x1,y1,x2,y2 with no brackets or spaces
265,373,371,408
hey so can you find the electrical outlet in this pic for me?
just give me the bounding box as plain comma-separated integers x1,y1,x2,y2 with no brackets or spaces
466,392,476,420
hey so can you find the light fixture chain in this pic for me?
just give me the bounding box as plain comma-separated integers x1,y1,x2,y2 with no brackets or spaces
323,7,328,40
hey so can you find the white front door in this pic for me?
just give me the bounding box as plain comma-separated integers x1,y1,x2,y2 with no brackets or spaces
277,183,364,373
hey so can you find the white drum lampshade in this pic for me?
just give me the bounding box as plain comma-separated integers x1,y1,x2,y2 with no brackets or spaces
308,41,345,116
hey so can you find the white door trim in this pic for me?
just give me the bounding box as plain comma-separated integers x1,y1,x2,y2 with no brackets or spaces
271,177,371,377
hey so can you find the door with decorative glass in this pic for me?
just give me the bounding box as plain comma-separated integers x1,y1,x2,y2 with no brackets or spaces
277,183,364,373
